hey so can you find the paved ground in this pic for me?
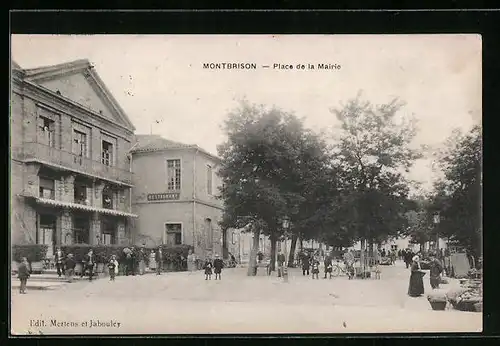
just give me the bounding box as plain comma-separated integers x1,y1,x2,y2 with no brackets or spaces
10,260,482,334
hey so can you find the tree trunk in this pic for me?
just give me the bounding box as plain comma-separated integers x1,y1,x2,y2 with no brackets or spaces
360,238,366,277
300,237,303,252
247,228,260,276
270,233,277,272
222,228,228,259
287,233,298,267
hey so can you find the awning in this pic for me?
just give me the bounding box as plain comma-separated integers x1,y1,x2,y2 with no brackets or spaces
34,197,138,218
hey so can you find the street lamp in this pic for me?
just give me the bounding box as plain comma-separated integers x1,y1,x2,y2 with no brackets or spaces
433,212,441,254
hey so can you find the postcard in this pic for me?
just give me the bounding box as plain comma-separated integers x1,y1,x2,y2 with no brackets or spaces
10,34,482,335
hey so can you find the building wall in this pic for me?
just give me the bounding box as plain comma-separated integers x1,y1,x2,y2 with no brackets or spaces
132,149,195,202
131,149,223,257
194,152,223,207
11,66,135,249
132,200,222,258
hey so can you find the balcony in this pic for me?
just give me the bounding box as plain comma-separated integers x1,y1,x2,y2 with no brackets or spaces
23,142,133,185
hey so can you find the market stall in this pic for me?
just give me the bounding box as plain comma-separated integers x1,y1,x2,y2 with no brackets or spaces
446,278,482,312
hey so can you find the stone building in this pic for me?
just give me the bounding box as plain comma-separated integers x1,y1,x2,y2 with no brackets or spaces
130,135,223,259
10,59,137,258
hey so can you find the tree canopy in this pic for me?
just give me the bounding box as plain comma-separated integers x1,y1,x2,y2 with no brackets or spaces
217,101,335,269
327,93,422,246
429,125,481,256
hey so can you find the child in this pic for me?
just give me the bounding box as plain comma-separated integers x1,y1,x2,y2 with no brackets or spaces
203,257,213,280
17,257,30,294
65,254,76,283
311,258,320,280
213,254,224,280
108,255,119,281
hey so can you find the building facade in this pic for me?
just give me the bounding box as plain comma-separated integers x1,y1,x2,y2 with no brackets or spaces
11,59,137,258
130,135,223,258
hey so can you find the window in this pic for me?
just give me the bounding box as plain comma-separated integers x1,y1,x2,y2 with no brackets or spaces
205,218,213,250
166,159,181,190
102,140,113,166
74,182,89,205
165,223,182,246
102,186,114,209
72,129,87,163
38,116,55,147
39,177,55,199
207,165,213,195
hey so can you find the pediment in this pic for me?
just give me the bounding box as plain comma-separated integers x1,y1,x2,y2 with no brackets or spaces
23,60,135,131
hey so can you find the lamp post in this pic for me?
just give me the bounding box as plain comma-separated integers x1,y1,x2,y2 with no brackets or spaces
433,212,441,254
281,216,290,282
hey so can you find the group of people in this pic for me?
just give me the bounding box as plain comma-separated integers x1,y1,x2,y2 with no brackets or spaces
298,250,356,280
407,252,444,297
202,254,224,280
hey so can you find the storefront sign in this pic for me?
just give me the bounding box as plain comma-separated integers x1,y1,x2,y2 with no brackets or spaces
147,192,180,201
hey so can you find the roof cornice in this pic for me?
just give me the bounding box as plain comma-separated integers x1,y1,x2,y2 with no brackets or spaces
132,145,221,163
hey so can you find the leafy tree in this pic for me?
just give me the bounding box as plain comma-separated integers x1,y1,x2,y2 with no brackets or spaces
328,93,422,266
218,101,330,273
430,125,481,257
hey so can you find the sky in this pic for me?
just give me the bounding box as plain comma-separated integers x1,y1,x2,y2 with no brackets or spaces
11,34,481,192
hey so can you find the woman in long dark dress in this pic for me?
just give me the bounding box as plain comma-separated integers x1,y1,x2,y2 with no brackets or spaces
408,255,425,297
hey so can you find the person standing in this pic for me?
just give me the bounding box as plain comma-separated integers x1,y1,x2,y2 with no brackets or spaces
429,253,444,289
138,247,146,275
54,247,65,277
302,252,310,276
108,255,119,281
187,249,196,272
17,257,30,294
148,250,156,272
83,249,95,282
323,253,333,279
404,249,413,269
131,248,138,276
64,254,76,283
213,254,224,280
311,257,320,279
125,252,133,276
277,251,286,277
155,247,163,275
408,255,425,297
204,256,213,280
343,250,355,279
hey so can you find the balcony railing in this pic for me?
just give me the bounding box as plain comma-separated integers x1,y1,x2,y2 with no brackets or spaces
23,142,133,185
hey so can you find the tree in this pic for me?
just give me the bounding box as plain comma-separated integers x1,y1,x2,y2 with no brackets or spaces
403,199,433,252
328,93,422,269
430,125,481,257
218,101,327,274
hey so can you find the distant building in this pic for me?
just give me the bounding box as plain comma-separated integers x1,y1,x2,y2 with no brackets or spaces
11,59,137,258
130,135,223,259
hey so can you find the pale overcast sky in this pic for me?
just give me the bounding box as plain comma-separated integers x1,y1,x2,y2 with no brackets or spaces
11,35,481,191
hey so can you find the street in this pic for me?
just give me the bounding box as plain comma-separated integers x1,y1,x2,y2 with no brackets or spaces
11,261,482,334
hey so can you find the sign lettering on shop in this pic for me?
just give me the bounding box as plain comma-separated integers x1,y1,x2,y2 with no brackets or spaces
147,193,180,201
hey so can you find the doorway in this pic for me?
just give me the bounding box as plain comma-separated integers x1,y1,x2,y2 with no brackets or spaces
73,215,90,244
38,214,57,259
